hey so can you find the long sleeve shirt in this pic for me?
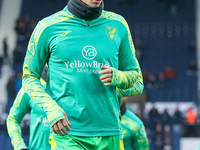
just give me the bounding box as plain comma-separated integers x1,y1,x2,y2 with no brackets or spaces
22,6,143,137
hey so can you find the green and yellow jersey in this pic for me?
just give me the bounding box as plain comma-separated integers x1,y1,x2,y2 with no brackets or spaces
22,6,143,137
6,79,51,150
121,106,149,150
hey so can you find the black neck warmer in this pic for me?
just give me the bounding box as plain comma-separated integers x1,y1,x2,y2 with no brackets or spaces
68,0,104,20
120,101,127,116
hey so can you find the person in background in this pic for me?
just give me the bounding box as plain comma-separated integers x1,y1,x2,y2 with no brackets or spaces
184,107,197,137
5,73,17,113
163,66,176,79
0,55,3,78
7,66,51,150
161,108,171,127
3,37,8,59
120,97,149,150
22,0,143,149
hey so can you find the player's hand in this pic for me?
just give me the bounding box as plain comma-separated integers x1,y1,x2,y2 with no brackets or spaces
51,112,71,136
99,66,113,86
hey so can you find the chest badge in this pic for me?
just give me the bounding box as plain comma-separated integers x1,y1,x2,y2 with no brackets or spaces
105,26,118,39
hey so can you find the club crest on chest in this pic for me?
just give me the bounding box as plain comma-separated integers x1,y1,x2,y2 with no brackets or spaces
105,26,118,39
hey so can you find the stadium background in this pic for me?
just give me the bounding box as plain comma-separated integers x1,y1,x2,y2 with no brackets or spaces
0,0,199,149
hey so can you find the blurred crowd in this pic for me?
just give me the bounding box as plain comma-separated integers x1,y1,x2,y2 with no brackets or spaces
0,16,37,113
132,103,199,150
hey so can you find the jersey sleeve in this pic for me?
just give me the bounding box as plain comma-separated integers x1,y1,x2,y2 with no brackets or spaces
6,88,31,150
131,124,150,150
22,21,65,127
111,18,143,93
116,82,143,97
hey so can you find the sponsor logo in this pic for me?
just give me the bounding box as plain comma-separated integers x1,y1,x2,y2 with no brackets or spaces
106,26,118,39
82,45,97,60
60,31,72,37
64,45,110,74
64,60,110,74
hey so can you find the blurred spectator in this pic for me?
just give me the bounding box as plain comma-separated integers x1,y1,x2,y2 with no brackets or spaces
14,16,36,49
156,71,166,89
172,107,182,150
13,44,24,74
155,122,164,137
15,17,27,38
143,70,157,89
0,55,3,78
164,125,171,138
15,16,37,43
144,105,185,150
27,18,37,38
155,134,163,150
3,37,8,59
161,109,171,126
188,40,196,53
163,66,176,79
185,107,197,124
173,107,182,124
148,103,160,119
163,136,172,150
6,74,16,113
6,74,16,99
163,125,172,149
142,70,166,89
184,107,197,137
22,15,37,38
148,103,160,135
186,60,197,75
